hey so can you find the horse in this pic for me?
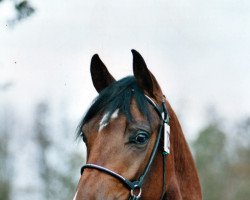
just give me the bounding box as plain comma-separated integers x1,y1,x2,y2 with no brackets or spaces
73,50,202,200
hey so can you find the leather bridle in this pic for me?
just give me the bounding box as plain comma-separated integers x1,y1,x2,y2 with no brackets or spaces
80,95,170,200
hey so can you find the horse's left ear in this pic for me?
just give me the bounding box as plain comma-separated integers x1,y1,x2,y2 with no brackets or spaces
132,50,163,101
90,54,116,93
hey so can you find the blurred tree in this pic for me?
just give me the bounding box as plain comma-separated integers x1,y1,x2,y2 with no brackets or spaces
0,107,14,200
46,152,83,200
0,124,11,200
14,1,35,21
33,101,83,200
0,0,35,26
194,110,250,200
46,103,84,200
193,122,228,200
34,102,51,199
226,117,250,200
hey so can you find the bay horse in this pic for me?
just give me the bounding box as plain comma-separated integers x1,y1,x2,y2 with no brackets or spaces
74,50,202,200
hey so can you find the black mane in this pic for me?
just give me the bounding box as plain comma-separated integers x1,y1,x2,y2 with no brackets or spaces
76,76,151,138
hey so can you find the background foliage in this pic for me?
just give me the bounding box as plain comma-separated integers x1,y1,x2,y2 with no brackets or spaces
193,117,250,199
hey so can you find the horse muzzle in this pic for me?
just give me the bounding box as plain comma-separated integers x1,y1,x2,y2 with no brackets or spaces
75,169,130,200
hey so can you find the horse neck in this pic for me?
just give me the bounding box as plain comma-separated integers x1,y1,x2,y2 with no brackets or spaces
167,102,202,199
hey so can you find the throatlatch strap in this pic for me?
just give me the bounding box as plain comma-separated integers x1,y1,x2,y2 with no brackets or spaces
160,152,168,200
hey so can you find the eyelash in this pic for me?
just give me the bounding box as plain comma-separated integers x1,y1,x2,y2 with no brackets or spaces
80,132,87,143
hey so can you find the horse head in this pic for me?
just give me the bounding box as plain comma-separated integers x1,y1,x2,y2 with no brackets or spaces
73,50,202,200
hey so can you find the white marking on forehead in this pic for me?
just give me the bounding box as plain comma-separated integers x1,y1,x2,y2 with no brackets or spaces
98,109,119,132
111,109,119,119
73,189,78,200
99,112,110,131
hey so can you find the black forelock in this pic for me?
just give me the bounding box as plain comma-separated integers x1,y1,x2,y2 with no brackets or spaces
76,76,151,138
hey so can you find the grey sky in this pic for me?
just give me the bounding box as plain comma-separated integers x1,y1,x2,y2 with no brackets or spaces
1,0,250,140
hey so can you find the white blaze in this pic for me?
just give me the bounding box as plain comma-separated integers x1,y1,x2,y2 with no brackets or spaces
98,109,119,132
111,109,119,119
99,112,110,132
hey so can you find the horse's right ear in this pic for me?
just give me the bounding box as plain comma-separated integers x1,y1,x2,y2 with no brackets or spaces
90,54,116,93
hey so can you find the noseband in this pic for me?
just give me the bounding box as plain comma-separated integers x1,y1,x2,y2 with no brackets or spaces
80,95,170,200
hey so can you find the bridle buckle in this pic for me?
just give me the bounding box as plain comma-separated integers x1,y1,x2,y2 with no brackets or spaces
130,186,142,199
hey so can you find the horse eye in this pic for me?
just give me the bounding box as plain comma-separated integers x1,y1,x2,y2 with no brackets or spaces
133,131,150,145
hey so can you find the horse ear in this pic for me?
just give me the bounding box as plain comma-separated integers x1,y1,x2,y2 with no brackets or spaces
90,54,116,93
132,50,163,101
